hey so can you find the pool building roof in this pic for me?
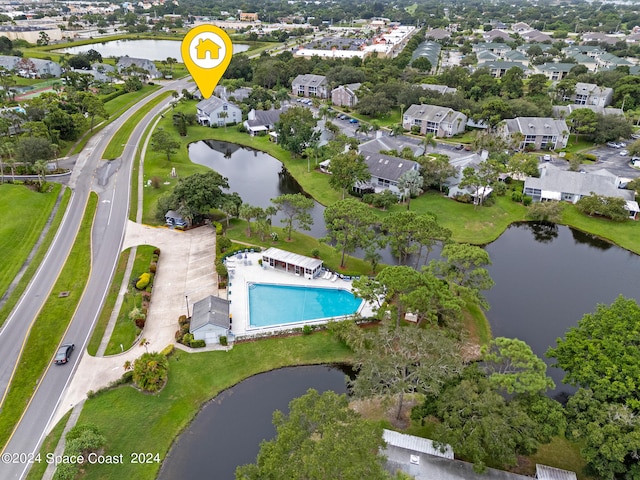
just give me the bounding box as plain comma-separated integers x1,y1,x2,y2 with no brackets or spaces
261,247,323,271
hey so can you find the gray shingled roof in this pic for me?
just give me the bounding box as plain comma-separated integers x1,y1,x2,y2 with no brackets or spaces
552,105,623,117
190,295,230,331
362,152,419,183
525,164,634,200
404,104,465,125
503,117,568,137
537,63,576,73
292,73,327,87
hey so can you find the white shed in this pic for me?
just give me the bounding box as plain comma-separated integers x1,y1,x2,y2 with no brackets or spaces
190,296,231,344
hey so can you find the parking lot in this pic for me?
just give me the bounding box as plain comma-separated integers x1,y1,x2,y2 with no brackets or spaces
584,142,640,179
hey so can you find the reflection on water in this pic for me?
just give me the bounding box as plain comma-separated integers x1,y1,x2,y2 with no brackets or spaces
189,140,328,237
484,222,640,400
158,365,350,480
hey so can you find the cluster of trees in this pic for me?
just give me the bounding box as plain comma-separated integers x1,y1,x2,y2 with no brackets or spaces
155,171,238,226
236,389,393,480
548,296,640,478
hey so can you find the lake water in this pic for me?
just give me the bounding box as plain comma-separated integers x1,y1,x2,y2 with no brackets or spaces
58,39,249,62
188,140,329,238
157,223,640,477
190,140,640,397
484,222,640,399
157,365,349,480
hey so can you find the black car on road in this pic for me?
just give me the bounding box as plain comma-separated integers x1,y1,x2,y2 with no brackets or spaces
54,344,74,365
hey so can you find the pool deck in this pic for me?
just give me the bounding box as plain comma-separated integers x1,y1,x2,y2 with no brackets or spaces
225,252,375,339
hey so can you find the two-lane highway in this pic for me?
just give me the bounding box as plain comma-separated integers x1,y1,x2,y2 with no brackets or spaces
1,78,191,479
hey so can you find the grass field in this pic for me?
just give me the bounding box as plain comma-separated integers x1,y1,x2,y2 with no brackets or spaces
0,184,62,325
102,91,172,161
74,333,353,480
104,245,157,355
0,193,97,450
86,249,131,356
0,187,70,329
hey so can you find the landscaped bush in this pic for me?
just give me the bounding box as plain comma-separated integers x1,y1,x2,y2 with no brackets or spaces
132,352,169,393
218,236,232,252
151,176,162,189
216,260,228,278
493,182,507,196
303,325,313,335
218,280,227,289
153,248,161,256
190,339,206,348
220,335,228,346
522,195,533,206
135,317,145,329
149,262,157,273
136,272,151,290
160,344,174,357
511,191,523,202
311,248,320,258
178,315,188,326
212,221,223,235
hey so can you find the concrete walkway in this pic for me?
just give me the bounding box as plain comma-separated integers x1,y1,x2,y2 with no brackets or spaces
51,222,217,429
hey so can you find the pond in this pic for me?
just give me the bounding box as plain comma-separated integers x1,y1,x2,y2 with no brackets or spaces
484,222,640,399
188,140,329,238
58,39,250,62
157,365,350,480
190,140,640,397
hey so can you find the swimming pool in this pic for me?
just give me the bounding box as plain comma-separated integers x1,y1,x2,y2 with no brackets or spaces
248,283,363,327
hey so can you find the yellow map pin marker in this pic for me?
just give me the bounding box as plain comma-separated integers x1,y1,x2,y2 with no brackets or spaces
181,24,233,99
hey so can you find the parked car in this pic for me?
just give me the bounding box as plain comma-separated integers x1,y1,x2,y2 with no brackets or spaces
607,142,621,148
543,154,552,161
349,118,359,124
339,114,347,120
54,344,75,365
455,144,465,150
631,133,640,140
620,150,629,156
619,142,627,148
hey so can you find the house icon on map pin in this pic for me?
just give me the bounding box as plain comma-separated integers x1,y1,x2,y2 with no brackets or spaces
195,38,221,60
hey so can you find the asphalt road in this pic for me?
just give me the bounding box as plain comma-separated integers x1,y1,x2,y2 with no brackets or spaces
0,78,191,479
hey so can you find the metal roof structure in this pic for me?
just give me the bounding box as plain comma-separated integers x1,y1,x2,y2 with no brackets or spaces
261,247,323,271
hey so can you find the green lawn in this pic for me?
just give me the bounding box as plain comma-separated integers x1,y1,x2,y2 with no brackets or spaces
225,219,374,276
25,411,71,480
140,100,342,225
87,249,131,356
74,333,353,480
0,187,70,328
104,245,157,355
0,184,61,325
0,193,97,450
382,192,529,245
103,84,162,118
561,204,640,255
103,91,172,161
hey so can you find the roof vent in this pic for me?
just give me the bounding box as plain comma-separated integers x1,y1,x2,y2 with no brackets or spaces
379,158,384,163
398,163,403,168
544,124,550,128
410,455,420,465
528,123,534,128
384,160,389,164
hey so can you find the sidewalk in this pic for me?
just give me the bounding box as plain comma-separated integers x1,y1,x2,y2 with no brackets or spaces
50,222,217,430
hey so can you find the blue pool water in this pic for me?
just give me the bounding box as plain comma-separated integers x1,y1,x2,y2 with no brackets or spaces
248,283,363,327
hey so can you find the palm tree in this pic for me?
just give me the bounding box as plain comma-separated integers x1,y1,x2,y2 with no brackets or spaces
422,133,437,154
34,159,48,190
219,111,229,131
390,123,404,138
